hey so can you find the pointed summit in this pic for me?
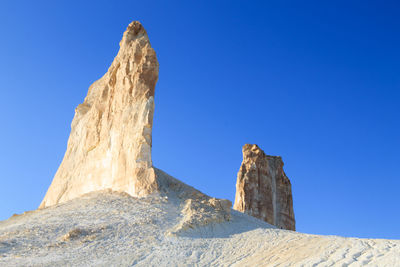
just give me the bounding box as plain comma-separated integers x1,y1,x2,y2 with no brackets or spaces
40,21,159,208
120,21,148,46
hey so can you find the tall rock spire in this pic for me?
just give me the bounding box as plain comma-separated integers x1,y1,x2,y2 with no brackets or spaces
40,21,159,208
233,144,296,230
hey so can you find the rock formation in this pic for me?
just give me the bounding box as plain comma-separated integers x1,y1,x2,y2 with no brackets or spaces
40,21,159,208
39,21,231,231
233,144,295,230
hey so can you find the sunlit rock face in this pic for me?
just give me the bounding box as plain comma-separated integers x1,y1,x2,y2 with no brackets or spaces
233,144,295,230
40,21,159,208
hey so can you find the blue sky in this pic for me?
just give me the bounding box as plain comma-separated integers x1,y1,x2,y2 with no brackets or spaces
0,1,399,239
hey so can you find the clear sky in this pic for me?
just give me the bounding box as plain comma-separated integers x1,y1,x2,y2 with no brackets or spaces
0,1,399,239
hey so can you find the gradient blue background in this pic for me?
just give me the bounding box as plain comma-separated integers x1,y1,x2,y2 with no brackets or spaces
0,1,399,239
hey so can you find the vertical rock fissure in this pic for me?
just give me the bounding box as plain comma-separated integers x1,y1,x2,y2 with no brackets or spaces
270,162,277,226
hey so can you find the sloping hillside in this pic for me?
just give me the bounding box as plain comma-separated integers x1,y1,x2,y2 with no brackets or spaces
1,190,398,266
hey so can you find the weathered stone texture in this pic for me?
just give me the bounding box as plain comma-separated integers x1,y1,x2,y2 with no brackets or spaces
233,144,295,230
39,22,232,231
40,21,159,208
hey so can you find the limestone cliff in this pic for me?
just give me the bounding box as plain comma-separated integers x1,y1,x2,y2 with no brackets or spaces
40,21,159,208
233,144,295,230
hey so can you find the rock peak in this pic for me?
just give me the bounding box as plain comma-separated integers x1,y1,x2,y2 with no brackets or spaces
39,22,231,234
40,21,159,208
120,21,148,47
234,144,295,230
242,144,281,159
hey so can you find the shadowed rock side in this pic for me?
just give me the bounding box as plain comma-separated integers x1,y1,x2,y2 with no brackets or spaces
233,144,295,230
40,21,160,208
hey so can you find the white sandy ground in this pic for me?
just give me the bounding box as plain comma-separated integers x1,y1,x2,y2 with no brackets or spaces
0,191,399,267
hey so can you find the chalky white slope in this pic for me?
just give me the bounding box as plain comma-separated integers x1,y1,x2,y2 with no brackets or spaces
1,189,399,267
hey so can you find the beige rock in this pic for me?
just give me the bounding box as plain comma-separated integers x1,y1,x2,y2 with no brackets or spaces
40,21,159,208
233,144,295,230
39,22,231,231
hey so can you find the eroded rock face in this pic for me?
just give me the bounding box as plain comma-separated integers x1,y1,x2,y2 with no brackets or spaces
39,22,231,231
233,144,295,230
40,21,159,208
